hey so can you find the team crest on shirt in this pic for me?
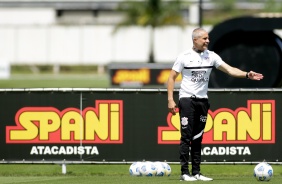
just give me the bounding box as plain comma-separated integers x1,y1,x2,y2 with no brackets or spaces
200,115,207,122
181,117,188,126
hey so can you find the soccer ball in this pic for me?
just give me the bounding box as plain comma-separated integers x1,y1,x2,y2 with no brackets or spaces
129,162,142,176
253,162,273,181
154,161,166,176
162,162,172,176
139,161,157,176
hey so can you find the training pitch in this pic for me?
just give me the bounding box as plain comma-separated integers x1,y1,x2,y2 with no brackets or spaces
0,164,281,184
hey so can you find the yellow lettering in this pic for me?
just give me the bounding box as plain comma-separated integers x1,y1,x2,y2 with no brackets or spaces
262,103,272,140
113,69,150,84
10,112,39,140
237,104,260,140
10,111,60,140
39,112,61,140
213,112,236,141
162,113,180,140
7,100,123,143
159,100,275,144
61,111,84,141
157,70,182,84
85,104,108,140
110,104,120,140
204,113,213,132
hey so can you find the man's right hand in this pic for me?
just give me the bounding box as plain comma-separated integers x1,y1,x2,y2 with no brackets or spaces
168,100,177,115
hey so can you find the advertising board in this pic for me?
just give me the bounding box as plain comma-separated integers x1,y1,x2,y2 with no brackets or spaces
1,89,280,162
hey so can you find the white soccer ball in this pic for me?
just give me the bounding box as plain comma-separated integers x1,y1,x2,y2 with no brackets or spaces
154,161,166,176
253,162,273,181
162,162,172,176
139,161,157,176
129,162,142,176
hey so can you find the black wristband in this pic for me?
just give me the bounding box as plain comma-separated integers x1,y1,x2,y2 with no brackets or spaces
246,72,249,79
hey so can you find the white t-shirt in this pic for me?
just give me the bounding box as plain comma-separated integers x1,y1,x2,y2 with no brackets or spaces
172,49,224,99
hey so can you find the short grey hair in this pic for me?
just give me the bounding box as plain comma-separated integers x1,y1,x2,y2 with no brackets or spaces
192,28,207,39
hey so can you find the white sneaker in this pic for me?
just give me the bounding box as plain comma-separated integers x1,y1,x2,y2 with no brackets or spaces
180,174,197,181
194,173,213,181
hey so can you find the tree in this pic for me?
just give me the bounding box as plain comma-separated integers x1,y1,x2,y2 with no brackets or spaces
114,0,187,63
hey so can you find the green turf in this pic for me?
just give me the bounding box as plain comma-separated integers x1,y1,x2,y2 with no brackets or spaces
0,74,110,88
0,164,280,184
0,73,164,89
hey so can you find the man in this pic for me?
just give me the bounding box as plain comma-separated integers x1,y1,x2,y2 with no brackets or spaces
167,28,263,181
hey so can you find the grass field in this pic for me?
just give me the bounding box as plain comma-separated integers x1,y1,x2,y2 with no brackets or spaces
0,73,166,89
0,164,281,184
0,74,110,88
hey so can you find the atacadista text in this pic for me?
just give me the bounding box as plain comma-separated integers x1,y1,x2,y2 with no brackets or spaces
30,146,99,155
202,146,251,155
